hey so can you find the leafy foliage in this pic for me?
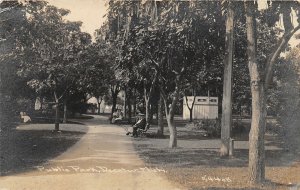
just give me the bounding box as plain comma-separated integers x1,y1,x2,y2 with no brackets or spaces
17,2,92,102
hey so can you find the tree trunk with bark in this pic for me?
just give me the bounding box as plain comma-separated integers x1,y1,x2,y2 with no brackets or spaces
189,108,193,122
166,113,177,148
98,103,101,114
220,1,235,157
54,92,60,131
249,80,266,184
150,103,154,123
145,98,151,125
111,93,117,119
245,2,266,184
110,85,120,122
161,82,181,148
143,78,156,126
143,82,149,122
63,98,67,123
243,1,300,185
185,94,196,122
157,92,164,136
97,96,103,115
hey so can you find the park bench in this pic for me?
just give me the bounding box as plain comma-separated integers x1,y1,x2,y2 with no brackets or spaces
124,121,150,138
136,123,150,137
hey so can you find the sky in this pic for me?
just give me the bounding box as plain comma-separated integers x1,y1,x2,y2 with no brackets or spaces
46,0,268,37
47,0,107,39
46,0,299,46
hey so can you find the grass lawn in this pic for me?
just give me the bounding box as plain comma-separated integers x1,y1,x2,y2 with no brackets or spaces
132,117,300,190
0,123,87,176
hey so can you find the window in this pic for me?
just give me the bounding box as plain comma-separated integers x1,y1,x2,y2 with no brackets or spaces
210,99,217,102
198,99,206,102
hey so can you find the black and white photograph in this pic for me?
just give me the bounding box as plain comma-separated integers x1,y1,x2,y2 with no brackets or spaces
0,0,300,189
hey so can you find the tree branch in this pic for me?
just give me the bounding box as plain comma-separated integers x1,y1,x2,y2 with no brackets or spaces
265,6,300,88
143,80,148,102
57,77,77,101
148,71,158,98
185,89,196,111
159,85,169,115
169,84,181,117
185,96,191,110
140,49,160,72
265,25,300,87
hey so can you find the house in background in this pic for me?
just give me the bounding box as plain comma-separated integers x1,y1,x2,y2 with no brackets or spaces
87,97,108,113
183,96,218,120
87,91,125,114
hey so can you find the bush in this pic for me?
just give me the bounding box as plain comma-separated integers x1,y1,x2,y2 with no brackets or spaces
193,118,221,137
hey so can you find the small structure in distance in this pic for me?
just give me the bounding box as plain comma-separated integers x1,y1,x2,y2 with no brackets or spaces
183,96,218,120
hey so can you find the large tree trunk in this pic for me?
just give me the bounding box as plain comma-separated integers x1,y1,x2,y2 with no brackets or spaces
98,103,101,115
157,92,164,136
162,84,180,148
189,108,193,122
97,96,103,115
185,94,196,122
143,74,157,126
245,1,266,184
249,79,266,184
145,98,151,126
220,1,235,157
111,98,116,114
63,98,67,123
111,93,118,121
54,92,60,131
166,114,177,148
144,82,151,126
150,103,154,123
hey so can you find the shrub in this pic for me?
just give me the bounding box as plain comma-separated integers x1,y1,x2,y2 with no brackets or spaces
193,118,221,137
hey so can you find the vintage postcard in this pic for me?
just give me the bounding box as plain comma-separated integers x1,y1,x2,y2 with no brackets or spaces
0,0,299,189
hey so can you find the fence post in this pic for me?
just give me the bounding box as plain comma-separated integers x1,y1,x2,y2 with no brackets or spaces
229,138,234,156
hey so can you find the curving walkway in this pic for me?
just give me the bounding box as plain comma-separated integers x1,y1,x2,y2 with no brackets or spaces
0,115,184,190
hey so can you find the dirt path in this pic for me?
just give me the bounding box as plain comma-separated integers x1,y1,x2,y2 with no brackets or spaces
0,115,183,190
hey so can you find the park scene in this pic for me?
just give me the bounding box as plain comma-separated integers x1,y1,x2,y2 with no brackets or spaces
0,0,300,190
